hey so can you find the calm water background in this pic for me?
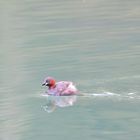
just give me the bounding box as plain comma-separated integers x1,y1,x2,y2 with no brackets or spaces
1,0,140,140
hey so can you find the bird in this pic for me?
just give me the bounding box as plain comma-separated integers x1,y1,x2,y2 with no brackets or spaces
42,77,78,96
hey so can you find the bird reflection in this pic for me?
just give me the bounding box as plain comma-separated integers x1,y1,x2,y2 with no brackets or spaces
42,95,77,113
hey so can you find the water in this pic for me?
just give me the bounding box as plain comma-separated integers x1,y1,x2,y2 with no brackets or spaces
1,0,140,140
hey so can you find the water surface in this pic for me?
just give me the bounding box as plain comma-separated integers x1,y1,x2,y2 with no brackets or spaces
1,0,140,140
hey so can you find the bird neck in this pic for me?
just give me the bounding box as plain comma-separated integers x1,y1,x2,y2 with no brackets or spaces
49,84,56,89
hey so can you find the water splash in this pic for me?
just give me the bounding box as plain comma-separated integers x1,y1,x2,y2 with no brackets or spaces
78,91,140,100
40,91,140,113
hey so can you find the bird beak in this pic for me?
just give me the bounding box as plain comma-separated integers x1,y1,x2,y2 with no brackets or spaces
42,83,46,86
42,82,49,86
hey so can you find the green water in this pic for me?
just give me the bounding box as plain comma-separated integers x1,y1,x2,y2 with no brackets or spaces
1,0,140,140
